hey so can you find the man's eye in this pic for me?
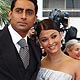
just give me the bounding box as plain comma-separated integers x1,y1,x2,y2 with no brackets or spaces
26,11,33,15
16,9,22,13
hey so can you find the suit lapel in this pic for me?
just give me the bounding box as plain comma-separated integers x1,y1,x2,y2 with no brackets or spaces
27,37,42,63
27,37,42,80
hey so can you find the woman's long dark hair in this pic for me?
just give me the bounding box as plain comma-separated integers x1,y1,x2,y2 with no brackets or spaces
35,19,61,38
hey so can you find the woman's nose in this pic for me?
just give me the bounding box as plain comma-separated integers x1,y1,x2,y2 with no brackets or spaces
48,39,53,45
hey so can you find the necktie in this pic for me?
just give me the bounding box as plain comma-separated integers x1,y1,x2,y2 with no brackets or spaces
18,39,29,69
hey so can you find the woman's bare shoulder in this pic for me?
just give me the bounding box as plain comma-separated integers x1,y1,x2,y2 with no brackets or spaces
66,55,80,69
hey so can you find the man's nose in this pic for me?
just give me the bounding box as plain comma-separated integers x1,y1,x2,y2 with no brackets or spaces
22,11,26,19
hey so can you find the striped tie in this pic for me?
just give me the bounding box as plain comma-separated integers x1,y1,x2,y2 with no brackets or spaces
18,39,29,69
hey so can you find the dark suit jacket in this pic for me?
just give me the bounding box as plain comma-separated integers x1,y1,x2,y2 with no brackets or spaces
0,26,42,80
65,26,77,42
61,26,77,51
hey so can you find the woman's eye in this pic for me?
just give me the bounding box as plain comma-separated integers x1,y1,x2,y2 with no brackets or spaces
41,39,47,42
51,35,57,39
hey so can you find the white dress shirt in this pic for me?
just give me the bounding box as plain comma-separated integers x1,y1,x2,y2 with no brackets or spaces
8,24,28,53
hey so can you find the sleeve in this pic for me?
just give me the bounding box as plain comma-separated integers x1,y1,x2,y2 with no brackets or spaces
68,26,77,38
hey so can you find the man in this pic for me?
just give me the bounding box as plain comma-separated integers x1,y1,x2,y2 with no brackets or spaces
0,0,42,80
61,18,77,50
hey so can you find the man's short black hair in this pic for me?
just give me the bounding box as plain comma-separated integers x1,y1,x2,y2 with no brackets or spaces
11,0,38,14
62,19,68,24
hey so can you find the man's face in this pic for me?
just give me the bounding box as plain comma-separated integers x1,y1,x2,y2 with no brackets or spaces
9,0,37,37
62,19,68,28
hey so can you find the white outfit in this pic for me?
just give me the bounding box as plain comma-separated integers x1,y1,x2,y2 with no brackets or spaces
36,68,74,80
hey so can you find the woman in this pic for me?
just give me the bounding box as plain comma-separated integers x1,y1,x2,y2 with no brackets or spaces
65,39,80,60
36,19,80,80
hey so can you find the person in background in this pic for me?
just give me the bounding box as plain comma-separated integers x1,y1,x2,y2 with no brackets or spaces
0,0,42,80
27,26,36,41
35,19,80,80
61,18,77,50
27,19,40,44
64,39,80,60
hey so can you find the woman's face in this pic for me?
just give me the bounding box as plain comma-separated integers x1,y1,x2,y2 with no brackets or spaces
39,29,62,54
68,43,80,60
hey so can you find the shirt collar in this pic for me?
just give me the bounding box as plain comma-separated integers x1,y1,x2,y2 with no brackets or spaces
8,24,28,45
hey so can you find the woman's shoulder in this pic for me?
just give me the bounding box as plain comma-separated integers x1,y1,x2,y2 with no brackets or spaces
65,55,80,67
67,55,80,65
65,56,80,73
71,58,80,70
70,58,80,79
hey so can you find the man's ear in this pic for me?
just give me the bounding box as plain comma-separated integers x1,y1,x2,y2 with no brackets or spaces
34,16,38,24
8,11,12,20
